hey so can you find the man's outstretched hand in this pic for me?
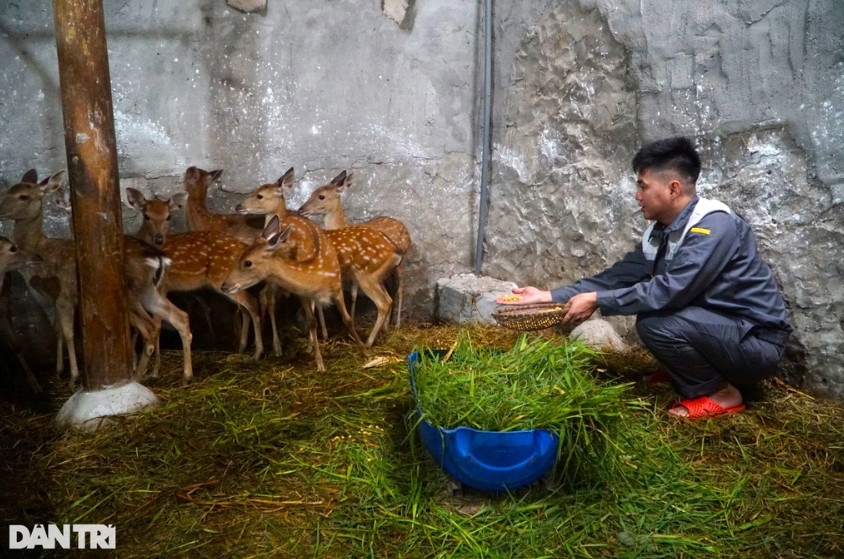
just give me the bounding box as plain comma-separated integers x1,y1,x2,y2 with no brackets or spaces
495,286,552,305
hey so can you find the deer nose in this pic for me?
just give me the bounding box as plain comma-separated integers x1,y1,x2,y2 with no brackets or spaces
154,235,164,246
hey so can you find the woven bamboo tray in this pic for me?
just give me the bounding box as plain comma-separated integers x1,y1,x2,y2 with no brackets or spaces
491,302,570,331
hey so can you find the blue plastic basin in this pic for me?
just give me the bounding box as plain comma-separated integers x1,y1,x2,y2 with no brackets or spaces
408,350,559,492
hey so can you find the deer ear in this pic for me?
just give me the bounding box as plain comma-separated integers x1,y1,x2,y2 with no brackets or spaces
185,166,198,181
278,225,292,243
210,169,224,182
169,192,188,211
125,187,145,210
263,214,281,241
277,167,294,190
337,171,353,193
329,170,346,186
265,224,292,250
21,169,38,184
39,171,64,193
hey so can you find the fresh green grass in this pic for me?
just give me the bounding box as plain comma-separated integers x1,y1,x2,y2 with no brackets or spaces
413,331,634,432
1,323,842,558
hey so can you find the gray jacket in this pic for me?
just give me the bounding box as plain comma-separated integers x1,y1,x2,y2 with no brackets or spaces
550,196,792,338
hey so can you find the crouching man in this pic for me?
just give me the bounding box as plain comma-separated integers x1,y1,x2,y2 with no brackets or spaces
498,137,792,420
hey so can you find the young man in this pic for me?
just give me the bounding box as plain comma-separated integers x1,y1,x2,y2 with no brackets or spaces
498,137,792,420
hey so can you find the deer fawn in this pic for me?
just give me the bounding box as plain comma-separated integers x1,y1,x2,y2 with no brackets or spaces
234,167,330,352
182,166,263,244
298,170,411,329
222,214,365,372
238,169,402,347
0,170,82,383
126,187,265,366
122,236,194,385
0,236,44,392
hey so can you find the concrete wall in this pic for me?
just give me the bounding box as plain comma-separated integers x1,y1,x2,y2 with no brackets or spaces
0,1,841,400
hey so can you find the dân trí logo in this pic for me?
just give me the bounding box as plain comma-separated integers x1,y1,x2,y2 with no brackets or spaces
9,524,116,550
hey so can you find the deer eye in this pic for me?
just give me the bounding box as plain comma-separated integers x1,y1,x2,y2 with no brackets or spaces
256,194,263,200
19,195,30,201
243,260,253,269
166,215,172,221
9,245,17,253
143,215,150,221
318,194,325,200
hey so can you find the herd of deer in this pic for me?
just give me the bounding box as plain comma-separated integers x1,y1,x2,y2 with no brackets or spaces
0,166,411,388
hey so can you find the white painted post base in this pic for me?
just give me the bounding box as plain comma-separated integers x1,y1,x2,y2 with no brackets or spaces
55,381,160,431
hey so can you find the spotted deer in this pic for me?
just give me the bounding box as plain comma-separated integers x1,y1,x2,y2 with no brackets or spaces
0,236,44,392
126,187,265,369
238,169,402,347
0,170,193,385
234,167,326,353
222,214,365,372
182,166,263,244
298,170,411,329
0,170,82,383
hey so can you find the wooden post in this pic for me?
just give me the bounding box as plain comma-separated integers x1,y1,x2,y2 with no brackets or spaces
52,0,132,389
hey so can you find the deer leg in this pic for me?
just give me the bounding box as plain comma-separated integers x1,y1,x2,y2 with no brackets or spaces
261,283,282,357
228,290,264,360
128,308,156,380
148,296,192,386
317,306,328,340
349,283,359,330
169,309,192,387
152,331,162,379
391,259,406,330
300,297,324,372
330,290,365,348
236,307,249,354
54,317,64,375
19,354,43,394
55,292,79,387
130,330,140,372
353,267,394,349
304,301,316,354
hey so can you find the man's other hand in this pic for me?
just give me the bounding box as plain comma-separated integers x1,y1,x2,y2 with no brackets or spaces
562,292,598,324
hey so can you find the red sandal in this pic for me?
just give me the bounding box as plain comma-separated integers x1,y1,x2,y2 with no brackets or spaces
669,396,745,421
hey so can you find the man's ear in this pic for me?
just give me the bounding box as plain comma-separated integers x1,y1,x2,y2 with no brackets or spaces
669,179,684,198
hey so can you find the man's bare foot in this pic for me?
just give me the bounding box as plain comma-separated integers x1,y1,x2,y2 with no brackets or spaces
668,383,744,418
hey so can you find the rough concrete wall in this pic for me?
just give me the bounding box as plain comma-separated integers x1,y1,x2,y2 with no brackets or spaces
482,0,844,400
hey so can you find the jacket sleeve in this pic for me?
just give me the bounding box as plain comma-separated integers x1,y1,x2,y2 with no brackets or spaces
595,212,737,316
550,244,651,303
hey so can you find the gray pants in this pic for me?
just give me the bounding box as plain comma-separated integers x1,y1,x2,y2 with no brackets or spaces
635,306,788,399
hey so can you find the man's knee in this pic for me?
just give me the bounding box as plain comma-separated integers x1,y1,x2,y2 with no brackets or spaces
635,313,672,346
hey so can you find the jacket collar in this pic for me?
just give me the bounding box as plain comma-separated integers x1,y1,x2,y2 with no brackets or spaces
657,196,700,235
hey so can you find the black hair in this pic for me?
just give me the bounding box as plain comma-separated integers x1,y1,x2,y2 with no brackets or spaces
631,137,701,184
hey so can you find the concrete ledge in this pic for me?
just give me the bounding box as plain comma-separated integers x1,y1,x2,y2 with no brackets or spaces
569,318,628,351
436,273,518,325
56,381,160,431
